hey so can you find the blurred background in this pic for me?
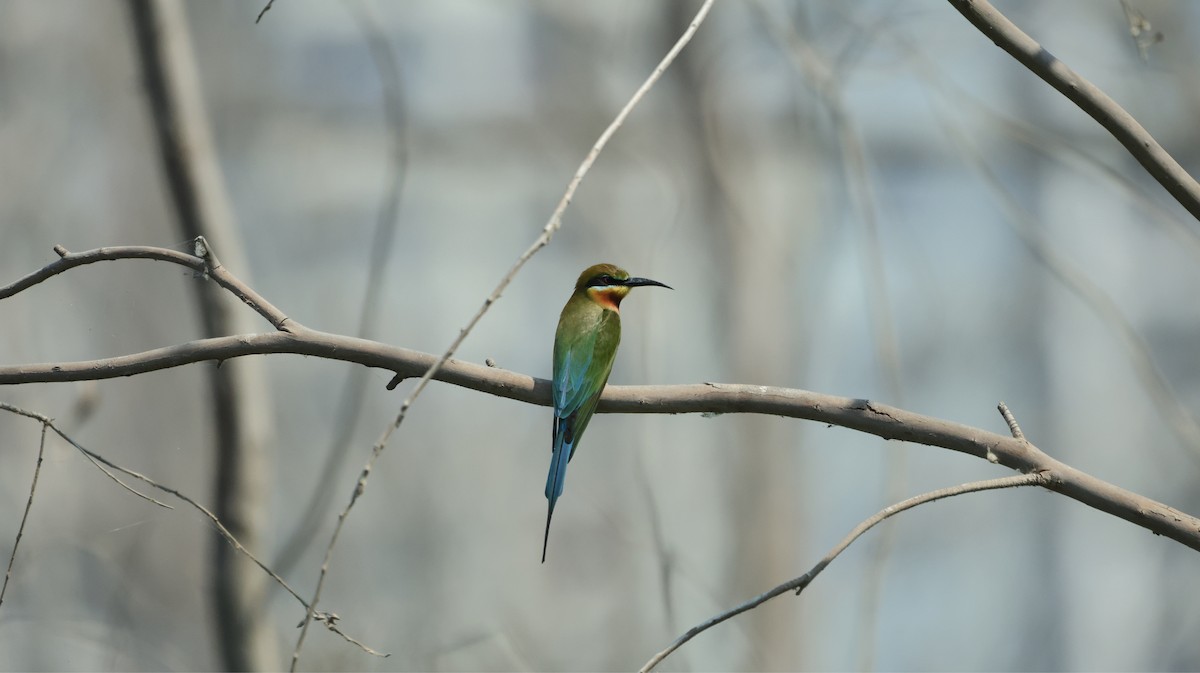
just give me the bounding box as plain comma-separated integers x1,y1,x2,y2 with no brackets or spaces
1,0,1200,670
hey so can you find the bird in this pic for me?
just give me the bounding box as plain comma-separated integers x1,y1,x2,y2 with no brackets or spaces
543,263,672,563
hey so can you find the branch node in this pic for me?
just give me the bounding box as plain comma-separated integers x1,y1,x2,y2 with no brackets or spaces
192,235,224,272
52,244,69,258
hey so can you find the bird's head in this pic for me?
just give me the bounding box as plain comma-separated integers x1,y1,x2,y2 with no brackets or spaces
574,263,672,312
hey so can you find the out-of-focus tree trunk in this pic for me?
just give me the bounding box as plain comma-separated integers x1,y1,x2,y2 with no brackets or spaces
126,1,277,669
666,2,805,667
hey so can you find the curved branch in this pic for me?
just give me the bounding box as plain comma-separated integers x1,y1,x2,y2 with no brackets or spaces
1,332,1198,552
0,241,291,330
946,0,1200,221
640,473,1048,672
0,244,202,298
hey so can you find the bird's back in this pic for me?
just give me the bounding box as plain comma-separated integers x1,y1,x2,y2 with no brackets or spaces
552,294,620,460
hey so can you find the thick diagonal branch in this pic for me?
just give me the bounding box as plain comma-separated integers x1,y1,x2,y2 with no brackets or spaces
946,0,1200,220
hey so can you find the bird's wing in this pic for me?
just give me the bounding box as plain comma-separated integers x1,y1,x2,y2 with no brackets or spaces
551,313,617,460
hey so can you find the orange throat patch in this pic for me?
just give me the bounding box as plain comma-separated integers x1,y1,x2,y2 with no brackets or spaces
588,286,628,312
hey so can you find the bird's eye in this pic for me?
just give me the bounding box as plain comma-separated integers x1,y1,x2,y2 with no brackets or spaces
591,274,613,287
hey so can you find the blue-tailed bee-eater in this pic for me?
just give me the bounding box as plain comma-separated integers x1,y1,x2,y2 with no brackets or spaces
542,263,672,562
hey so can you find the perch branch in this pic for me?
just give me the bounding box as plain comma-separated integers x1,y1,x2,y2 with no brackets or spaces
0,335,1197,552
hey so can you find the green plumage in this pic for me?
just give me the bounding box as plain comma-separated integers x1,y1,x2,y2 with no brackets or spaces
542,263,671,563
552,288,621,458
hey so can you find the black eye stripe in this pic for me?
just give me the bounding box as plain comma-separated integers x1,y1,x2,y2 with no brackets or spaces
588,274,618,287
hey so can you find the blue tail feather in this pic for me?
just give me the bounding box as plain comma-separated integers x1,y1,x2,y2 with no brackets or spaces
542,419,574,563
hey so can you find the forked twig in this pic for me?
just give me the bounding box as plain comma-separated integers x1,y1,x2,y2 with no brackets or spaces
0,403,170,508
0,402,386,658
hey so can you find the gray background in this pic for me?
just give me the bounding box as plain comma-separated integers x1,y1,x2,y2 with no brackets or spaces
1,0,1199,670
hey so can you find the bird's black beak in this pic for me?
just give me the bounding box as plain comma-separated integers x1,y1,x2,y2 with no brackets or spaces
624,277,673,290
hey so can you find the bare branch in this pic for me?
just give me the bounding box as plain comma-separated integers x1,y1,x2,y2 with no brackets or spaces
1,328,1199,552
0,241,291,330
193,238,293,330
0,305,1193,564
0,402,171,508
72,441,175,509
945,0,1200,221
640,473,1048,672
0,245,203,298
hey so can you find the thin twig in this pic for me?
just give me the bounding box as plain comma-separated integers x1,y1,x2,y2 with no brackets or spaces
326,620,389,658
0,402,387,658
291,1,718,669
255,0,275,24
640,473,1047,672
73,442,174,509
0,403,170,508
0,423,48,612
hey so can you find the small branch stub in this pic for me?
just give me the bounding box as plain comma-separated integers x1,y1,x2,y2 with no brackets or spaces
998,401,1026,441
